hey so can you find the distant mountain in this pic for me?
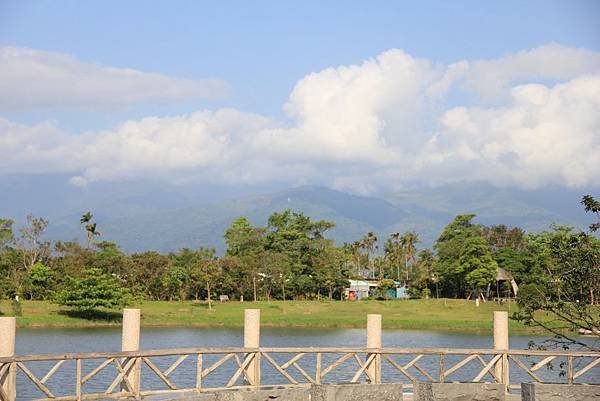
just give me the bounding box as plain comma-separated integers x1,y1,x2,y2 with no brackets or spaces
42,183,593,254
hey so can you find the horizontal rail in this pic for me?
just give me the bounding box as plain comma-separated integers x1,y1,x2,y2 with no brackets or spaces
3,347,599,363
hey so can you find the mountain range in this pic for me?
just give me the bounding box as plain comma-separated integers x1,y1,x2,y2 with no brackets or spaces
33,183,593,254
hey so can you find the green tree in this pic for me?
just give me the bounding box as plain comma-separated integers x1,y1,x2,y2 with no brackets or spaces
459,236,498,300
0,219,14,248
384,233,404,281
23,262,54,300
433,214,486,298
515,226,600,349
162,265,189,301
56,267,132,316
401,231,419,283
225,216,266,301
80,212,100,249
378,279,396,300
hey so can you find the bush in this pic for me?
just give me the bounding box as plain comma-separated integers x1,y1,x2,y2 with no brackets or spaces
56,267,132,317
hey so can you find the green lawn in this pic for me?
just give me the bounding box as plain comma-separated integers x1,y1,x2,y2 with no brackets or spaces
0,299,546,334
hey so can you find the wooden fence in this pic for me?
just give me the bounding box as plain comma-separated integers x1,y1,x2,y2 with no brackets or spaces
0,310,598,401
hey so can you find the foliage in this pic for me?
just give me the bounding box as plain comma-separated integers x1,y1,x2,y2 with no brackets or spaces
0,219,14,248
23,262,54,300
56,267,132,316
1,196,598,344
377,279,396,300
514,224,600,349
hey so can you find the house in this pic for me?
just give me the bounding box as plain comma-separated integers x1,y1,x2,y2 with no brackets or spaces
344,279,409,300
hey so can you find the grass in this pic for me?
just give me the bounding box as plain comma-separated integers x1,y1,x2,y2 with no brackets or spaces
0,298,546,334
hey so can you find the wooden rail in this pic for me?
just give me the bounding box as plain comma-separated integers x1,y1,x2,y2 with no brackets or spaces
1,347,599,401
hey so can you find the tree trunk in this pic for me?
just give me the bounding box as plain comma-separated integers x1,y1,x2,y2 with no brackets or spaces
253,276,257,302
207,281,212,310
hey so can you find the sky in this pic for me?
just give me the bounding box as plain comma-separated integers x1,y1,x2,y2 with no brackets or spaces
1,0,600,201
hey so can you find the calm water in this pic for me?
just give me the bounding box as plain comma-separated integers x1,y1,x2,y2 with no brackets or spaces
13,328,600,400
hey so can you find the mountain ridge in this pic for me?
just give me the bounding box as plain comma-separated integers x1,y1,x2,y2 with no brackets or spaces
41,183,593,254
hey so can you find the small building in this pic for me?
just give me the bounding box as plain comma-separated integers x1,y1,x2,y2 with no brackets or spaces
344,279,409,300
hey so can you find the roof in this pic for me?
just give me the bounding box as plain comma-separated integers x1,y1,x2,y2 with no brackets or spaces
496,267,514,281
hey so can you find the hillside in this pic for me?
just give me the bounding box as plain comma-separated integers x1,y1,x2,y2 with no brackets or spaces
43,183,592,253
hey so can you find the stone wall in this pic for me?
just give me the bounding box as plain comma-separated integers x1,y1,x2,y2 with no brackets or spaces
412,382,505,401
521,383,600,401
165,383,403,401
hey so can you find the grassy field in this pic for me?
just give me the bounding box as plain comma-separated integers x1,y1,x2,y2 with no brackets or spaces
0,299,545,334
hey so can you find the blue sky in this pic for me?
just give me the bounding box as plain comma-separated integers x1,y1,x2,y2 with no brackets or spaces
2,0,599,121
0,0,599,198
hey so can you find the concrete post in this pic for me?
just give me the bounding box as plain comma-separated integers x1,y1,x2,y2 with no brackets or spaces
244,309,260,387
0,317,16,401
493,311,509,390
122,309,141,395
366,314,382,383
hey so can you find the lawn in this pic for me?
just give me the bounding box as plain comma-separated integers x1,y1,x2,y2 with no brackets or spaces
0,298,543,334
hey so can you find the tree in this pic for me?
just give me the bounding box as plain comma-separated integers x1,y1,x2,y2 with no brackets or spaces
433,214,482,298
400,231,419,283
360,232,378,278
384,233,404,281
459,236,498,300
225,217,266,301
582,195,600,232
0,219,14,249
56,267,132,317
187,248,219,309
14,215,50,296
17,215,50,272
378,279,396,300
409,249,435,297
514,196,600,350
80,212,100,249
162,265,189,301
23,262,54,300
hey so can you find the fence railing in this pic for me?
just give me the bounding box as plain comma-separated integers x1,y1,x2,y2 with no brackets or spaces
1,310,599,401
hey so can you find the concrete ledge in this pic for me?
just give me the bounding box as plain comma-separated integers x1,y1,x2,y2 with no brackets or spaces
179,387,309,401
164,383,403,401
413,382,505,401
310,383,403,401
521,383,600,401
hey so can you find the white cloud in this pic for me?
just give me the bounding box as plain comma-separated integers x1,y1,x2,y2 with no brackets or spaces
1,44,599,191
462,43,600,100
0,47,229,109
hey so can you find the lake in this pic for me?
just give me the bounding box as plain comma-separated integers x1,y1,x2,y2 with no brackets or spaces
12,327,598,400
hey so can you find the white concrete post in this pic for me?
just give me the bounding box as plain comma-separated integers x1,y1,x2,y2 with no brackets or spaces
366,314,382,383
0,317,16,401
493,311,509,390
122,309,141,395
244,309,261,387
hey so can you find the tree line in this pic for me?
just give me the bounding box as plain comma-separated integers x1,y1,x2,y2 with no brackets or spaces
0,198,598,321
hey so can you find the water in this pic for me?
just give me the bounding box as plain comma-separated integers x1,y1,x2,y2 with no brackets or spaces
12,328,600,400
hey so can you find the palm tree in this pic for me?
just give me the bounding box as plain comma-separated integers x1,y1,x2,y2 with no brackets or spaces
400,231,419,283
384,232,404,281
80,212,100,249
361,232,378,279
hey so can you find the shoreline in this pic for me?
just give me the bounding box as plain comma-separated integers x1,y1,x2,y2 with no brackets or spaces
1,299,553,335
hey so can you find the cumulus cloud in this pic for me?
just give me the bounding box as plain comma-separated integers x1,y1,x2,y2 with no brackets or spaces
0,47,229,109
1,44,599,191
462,43,600,100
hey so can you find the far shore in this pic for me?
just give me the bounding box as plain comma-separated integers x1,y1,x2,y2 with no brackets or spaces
0,299,556,335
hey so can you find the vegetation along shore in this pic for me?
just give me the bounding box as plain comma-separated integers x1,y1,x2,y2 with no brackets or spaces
2,299,554,335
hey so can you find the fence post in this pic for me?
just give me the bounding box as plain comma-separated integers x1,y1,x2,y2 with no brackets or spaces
493,311,509,391
0,317,16,401
244,309,260,387
122,308,141,396
366,314,382,383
